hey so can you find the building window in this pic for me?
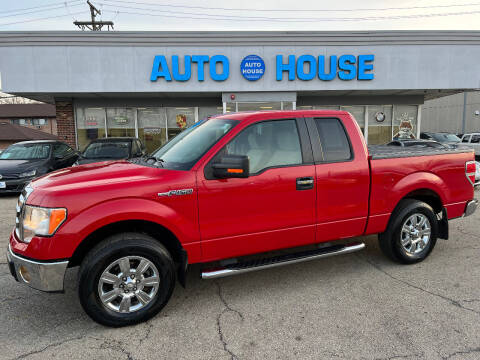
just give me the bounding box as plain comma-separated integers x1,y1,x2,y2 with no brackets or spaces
106,108,136,138
76,108,107,150
137,108,167,153
393,105,418,140
368,105,393,145
166,107,195,139
32,118,46,126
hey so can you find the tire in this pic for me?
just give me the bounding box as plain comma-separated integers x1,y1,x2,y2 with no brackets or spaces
378,199,438,264
78,232,175,327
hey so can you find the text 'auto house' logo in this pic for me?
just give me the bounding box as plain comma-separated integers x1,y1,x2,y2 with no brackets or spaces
240,55,265,81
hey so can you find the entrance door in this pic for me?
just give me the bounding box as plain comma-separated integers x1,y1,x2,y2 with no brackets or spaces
197,118,316,262
225,101,294,112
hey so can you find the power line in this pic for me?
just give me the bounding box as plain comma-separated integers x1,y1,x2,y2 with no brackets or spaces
100,4,480,22
0,1,82,15
101,0,480,13
0,11,85,27
0,4,84,20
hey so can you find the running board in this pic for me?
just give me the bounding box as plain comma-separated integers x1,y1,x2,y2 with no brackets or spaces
201,242,365,280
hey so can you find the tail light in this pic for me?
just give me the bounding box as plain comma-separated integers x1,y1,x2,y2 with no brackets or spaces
465,161,476,186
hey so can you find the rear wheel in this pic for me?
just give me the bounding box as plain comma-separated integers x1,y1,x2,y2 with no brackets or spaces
78,233,175,327
379,199,438,264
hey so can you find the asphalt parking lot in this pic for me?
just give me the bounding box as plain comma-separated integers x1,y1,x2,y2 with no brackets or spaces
0,191,479,360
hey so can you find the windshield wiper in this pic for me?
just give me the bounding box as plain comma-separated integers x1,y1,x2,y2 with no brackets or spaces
143,156,165,167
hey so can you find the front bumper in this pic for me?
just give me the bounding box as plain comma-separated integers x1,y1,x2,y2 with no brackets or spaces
6,244,68,292
0,178,32,193
464,199,478,217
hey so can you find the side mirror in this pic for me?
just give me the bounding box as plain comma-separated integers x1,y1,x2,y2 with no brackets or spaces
212,155,249,179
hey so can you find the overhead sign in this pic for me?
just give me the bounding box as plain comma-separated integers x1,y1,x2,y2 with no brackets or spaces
240,55,265,81
150,54,374,82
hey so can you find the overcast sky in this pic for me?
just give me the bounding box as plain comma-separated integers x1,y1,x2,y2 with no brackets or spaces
1,0,480,31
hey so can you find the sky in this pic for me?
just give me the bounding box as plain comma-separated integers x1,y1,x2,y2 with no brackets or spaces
1,0,480,31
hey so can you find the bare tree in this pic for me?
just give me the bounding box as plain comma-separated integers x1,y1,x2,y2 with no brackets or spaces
0,92,42,105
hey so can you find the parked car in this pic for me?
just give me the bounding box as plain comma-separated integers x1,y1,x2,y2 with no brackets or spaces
476,161,480,185
460,133,480,159
387,139,447,148
7,110,477,327
0,140,78,193
75,137,146,165
420,132,461,147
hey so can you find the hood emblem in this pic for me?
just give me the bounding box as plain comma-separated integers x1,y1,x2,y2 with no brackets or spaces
158,188,193,197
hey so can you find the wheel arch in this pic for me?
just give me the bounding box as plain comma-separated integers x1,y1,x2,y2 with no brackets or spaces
69,219,186,269
389,188,448,239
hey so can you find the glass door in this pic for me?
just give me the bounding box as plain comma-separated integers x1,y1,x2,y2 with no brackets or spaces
137,108,167,153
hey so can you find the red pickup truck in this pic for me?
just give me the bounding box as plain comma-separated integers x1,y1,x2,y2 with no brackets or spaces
7,110,477,327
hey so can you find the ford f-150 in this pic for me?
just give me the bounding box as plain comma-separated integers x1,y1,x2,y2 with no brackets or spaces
6,110,477,327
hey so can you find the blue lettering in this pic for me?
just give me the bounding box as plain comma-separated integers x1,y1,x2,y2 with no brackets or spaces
318,55,337,81
357,54,374,80
338,55,357,80
276,55,296,81
171,55,191,81
150,55,172,81
296,55,316,81
192,55,209,81
210,55,229,81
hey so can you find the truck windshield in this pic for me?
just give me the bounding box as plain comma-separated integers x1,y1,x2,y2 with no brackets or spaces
150,118,238,170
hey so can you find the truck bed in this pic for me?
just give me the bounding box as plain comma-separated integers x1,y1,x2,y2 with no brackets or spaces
368,145,473,160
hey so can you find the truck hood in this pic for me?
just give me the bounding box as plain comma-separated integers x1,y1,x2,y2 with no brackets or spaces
27,160,189,207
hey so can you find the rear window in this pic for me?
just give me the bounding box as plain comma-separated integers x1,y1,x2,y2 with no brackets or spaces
314,118,352,162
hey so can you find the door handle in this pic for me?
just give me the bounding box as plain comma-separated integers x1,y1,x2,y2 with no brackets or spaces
296,177,314,190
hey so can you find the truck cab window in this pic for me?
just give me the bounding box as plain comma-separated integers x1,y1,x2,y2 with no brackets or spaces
314,118,352,162
224,119,302,174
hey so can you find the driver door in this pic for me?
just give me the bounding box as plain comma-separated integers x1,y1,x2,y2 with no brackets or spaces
197,118,316,262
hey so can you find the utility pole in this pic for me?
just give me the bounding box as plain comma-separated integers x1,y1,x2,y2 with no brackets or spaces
74,1,114,31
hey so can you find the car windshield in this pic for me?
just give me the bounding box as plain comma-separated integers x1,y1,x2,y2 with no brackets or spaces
0,143,51,160
150,118,239,170
430,133,460,142
83,141,131,159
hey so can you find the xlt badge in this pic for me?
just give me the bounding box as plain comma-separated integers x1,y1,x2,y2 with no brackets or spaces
157,189,194,197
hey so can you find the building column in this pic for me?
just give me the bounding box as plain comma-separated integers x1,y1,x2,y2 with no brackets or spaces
416,104,422,138
55,100,76,148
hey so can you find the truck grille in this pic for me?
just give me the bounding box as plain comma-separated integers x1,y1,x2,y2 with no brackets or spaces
15,184,33,242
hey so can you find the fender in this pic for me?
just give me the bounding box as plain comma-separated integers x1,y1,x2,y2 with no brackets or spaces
44,197,201,262
366,171,448,235
388,171,449,213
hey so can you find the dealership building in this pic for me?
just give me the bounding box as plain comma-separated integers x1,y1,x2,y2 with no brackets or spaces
1,31,480,151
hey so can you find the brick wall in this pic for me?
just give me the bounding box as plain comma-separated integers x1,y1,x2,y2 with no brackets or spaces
55,101,76,148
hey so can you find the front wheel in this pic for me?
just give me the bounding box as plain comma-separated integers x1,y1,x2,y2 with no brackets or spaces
78,233,175,327
379,199,438,264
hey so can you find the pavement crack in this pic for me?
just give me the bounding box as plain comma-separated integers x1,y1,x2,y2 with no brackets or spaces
441,347,480,359
138,320,154,345
360,255,480,316
215,281,243,360
98,338,135,360
374,353,423,360
1,296,25,303
14,335,86,360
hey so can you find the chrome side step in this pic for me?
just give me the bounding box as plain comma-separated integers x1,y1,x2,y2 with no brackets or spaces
201,242,365,280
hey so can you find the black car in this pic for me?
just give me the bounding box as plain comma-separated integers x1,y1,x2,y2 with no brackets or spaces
420,132,461,147
76,137,146,165
387,139,447,148
0,140,79,193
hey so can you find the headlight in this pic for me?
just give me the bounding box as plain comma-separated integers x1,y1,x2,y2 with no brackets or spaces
21,205,67,243
19,169,36,178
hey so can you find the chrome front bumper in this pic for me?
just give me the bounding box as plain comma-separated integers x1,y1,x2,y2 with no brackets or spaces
464,199,478,217
6,244,68,292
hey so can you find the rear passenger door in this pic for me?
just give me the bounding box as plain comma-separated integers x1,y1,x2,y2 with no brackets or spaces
306,116,370,242
197,118,316,262
470,135,480,156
